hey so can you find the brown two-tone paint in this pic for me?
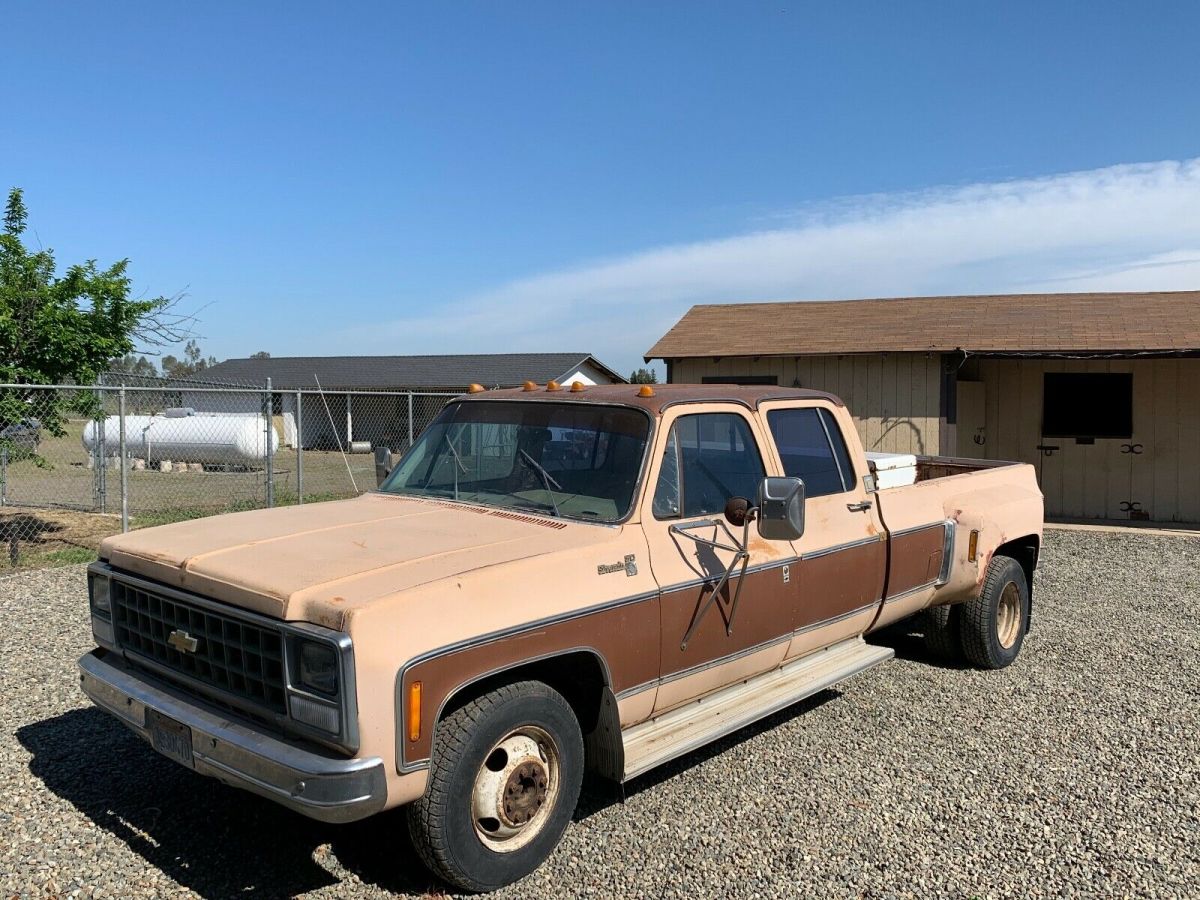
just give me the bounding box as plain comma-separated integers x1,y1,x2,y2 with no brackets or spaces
398,536,897,771
656,561,798,680
885,523,948,598
398,558,806,770
397,593,660,768
794,538,887,630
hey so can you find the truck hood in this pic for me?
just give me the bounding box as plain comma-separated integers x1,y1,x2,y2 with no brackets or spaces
100,492,618,623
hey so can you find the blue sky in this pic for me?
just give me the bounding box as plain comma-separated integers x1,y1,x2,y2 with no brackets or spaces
5,2,1200,376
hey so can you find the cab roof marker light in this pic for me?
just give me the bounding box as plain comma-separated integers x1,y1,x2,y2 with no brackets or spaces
638,385,655,398
546,380,562,392
522,381,538,391
467,383,485,394
570,381,586,393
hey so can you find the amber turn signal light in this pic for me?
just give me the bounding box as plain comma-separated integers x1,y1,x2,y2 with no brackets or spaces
968,529,979,562
407,681,422,742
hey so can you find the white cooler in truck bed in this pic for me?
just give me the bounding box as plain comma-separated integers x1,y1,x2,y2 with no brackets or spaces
866,451,918,489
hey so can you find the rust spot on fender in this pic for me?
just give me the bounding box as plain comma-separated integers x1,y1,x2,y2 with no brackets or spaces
310,604,347,631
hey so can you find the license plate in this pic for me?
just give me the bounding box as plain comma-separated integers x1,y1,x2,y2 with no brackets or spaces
147,709,194,768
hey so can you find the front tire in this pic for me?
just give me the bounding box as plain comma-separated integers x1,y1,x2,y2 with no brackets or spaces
407,680,584,892
960,555,1030,669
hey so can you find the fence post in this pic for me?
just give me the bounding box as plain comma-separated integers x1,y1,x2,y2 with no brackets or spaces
407,392,414,449
264,378,275,508
0,447,7,506
95,386,107,514
119,386,129,533
295,390,304,504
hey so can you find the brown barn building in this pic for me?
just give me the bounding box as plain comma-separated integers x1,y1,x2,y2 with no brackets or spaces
646,291,1200,524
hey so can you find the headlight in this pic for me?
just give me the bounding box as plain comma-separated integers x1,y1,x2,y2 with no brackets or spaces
297,641,338,696
89,572,111,617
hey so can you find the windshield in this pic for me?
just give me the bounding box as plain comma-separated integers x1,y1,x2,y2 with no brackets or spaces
379,401,651,523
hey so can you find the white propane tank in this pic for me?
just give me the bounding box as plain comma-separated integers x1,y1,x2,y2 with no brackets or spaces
82,415,279,465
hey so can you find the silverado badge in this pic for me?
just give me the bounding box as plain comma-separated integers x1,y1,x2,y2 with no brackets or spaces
167,629,199,653
597,554,638,577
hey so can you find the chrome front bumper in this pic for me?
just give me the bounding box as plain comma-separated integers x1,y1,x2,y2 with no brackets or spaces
78,650,387,824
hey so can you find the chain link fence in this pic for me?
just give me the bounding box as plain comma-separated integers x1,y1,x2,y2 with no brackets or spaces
0,381,455,571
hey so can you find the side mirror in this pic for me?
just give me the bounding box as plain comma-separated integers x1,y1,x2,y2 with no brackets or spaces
374,446,399,486
756,476,805,541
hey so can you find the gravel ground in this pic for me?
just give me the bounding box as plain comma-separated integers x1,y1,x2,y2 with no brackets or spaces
2,529,1198,899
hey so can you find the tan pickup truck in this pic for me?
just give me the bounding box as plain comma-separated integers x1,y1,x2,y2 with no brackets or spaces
79,384,1043,891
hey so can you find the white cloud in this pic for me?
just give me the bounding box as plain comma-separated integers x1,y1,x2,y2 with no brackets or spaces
345,158,1200,374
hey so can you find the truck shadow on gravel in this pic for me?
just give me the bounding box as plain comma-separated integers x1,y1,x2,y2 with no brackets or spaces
573,689,840,820
866,626,970,670
23,690,851,897
17,708,443,899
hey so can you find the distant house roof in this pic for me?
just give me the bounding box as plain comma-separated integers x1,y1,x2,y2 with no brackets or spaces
176,353,625,391
646,291,1200,360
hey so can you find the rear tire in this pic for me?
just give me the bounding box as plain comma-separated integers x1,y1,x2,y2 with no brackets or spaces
922,603,962,662
960,555,1029,669
407,680,584,892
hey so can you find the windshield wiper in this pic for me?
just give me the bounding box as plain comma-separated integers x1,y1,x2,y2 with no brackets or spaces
517,449,561,517
445,435,469,501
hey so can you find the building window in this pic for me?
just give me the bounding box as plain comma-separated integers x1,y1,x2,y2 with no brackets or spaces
767,407,855,497
700,375,779,385
653,413,767,519
1042,372,1133,439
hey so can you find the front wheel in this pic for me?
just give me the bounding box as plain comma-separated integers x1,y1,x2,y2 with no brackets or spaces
407,680,584,892
960,555,1030,669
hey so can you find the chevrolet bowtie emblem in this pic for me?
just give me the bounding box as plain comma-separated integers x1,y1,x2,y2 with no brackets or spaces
167,629,199,653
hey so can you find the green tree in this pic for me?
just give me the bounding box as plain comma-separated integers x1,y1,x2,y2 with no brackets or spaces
629,367,659,384
0,187,194,437
109,353,159,378
161,339,218,378
250,350,271,359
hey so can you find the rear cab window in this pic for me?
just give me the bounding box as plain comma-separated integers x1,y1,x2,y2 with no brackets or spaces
766,406,855,497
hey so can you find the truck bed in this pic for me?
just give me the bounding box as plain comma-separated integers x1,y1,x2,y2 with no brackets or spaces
910,455,1019,483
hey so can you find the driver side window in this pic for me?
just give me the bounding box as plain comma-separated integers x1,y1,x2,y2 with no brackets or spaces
653,413,766,519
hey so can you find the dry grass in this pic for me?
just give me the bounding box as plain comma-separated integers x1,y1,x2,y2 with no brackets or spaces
0,507,120,571
3,418,377,517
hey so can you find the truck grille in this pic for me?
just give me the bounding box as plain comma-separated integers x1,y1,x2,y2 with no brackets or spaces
111,579,287,715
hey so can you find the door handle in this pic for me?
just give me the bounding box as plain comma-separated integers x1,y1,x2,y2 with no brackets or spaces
846,501,873,512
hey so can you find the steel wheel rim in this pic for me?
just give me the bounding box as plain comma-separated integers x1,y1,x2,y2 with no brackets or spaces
997,582,1022,649
471,725,560,852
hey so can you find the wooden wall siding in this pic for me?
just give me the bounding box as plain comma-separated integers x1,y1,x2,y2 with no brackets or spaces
670,353,943,456
959,357,1200,523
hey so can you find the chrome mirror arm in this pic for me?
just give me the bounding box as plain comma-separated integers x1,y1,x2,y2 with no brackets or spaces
669,511,758,650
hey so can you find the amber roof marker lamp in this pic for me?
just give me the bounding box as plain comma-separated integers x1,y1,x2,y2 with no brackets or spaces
638,385,655,398
467,383,485,394
570,381,586,393
522,381,538,392
546,380,563,392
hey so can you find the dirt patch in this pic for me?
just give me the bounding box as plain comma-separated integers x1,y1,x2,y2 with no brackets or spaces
0,507,120,571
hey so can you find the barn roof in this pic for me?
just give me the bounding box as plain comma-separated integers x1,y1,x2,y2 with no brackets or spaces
646,291,1200,360
177,353,624,391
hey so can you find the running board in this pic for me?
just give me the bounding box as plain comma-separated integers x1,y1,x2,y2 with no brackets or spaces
621,637,894,781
